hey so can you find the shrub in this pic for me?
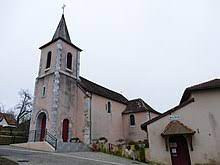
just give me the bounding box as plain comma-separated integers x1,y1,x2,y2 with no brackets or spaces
90,143,98,151
98,137,108,143
139,147,145,162
115,148,122,157
0,135,27,145
69,137,81,143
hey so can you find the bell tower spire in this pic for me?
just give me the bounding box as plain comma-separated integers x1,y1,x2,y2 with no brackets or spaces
52,14,71,43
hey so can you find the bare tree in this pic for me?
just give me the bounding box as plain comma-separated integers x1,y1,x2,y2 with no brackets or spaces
5,108,16,120
15,89,32,126
0,103,5,113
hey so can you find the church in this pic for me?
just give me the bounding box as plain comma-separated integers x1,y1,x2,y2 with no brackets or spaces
28,14,160,151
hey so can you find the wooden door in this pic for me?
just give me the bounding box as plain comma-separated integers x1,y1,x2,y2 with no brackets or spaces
62,119,69,142
169,136,191,165
40,115,46,141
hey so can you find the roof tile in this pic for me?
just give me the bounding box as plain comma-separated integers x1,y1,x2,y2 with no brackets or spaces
79,77,128,104
161,120,195,136
122,98,160,115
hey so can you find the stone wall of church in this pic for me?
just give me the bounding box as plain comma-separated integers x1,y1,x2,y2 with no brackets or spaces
29,74,54,132
38,42,57,76
75,87,90,144
56,73,77,142
29,38,81,143
91,94,126,143
60,42,79,79
122,111,158,142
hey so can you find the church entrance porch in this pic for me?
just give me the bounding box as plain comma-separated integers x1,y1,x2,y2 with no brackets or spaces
161,120,195,165
36,112,47,141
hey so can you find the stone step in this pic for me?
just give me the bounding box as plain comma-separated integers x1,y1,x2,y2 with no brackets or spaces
11,141,55,152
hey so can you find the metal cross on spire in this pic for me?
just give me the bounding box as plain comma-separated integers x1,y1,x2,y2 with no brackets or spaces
62,4,66,14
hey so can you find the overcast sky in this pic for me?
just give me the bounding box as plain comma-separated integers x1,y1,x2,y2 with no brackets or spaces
1,0,220,112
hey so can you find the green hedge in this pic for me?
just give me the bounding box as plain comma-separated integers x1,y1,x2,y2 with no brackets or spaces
0,135,28,145
0,127,28,137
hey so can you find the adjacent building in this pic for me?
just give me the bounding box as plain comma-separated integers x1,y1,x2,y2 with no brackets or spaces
0,113,16,127
141,79,220,165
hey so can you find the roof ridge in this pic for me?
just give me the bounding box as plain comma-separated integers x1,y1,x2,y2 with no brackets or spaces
187,78,220,89
180,78,220,104
128,98,142,101
141,98,195,129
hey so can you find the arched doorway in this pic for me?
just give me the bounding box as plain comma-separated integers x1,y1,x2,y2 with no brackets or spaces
62,119,69,142
36,112,47,141
169,135,191,165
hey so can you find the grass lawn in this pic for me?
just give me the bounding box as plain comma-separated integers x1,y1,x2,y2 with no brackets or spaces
0,157,18,165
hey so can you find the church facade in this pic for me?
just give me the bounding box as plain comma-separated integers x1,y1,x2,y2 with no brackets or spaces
28,14,160,150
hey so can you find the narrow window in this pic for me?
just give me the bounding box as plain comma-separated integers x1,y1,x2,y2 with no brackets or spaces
42,86,46,97
130,114,135,126
46,51,51,69
107,101,111,113
67,53,72,70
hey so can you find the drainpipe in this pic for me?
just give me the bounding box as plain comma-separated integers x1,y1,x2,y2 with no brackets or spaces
89,95,92,144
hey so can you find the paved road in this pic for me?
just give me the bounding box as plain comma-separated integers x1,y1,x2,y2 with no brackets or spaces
0,145,147,165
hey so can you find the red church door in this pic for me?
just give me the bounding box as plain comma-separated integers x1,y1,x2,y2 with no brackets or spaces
62,119,69,142
169,136,191,165
40,115,46,141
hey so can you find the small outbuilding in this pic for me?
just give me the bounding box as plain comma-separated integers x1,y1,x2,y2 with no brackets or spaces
141,79,220,165
0,113,16,127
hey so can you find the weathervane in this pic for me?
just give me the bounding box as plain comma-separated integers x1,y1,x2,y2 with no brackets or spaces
62,4,66,14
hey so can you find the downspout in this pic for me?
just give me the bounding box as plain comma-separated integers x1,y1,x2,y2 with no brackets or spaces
89,95,92,144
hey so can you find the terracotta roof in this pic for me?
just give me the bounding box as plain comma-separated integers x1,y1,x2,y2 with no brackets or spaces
180,79,220,104
122,98,160,115
141,98,194,130
161,120,195,136
0,113,16,126
79,76,128,104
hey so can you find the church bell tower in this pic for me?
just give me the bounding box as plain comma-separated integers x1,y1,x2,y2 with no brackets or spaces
29,14,82,147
